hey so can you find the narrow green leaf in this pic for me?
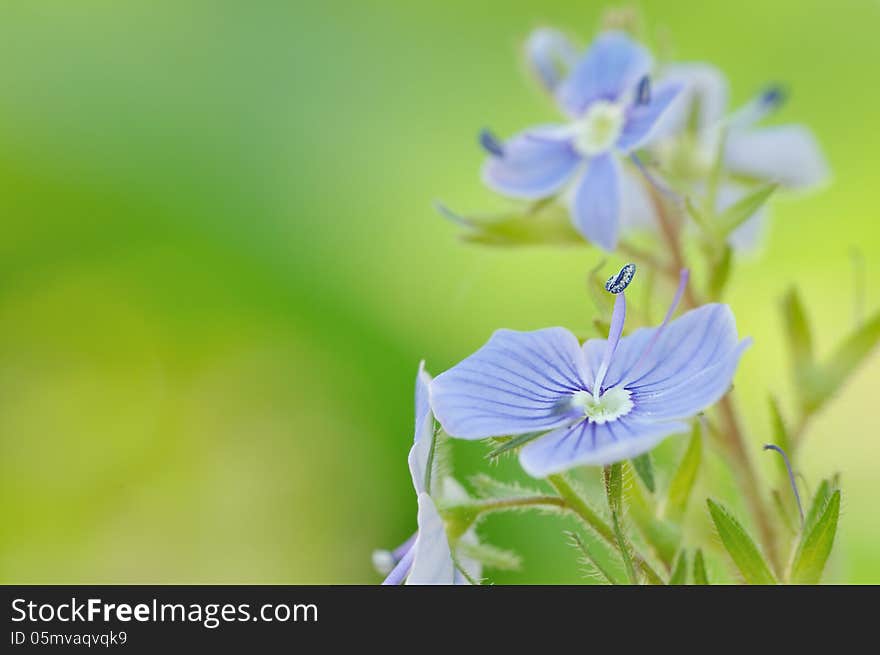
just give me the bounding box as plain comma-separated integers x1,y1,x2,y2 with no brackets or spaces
437,201,585,247
664,422,702,522
693,549,709,585
604,463,624,516
685,195,716,240
803,479,833,537
486,431,544,460
668,551,688,585
789,490,841,584
768,396,793,457
807,309,880,414
457,541,522,572
707,499,777,584
716,183,777,237
781,287,817,407
469,473,544,501
707,245,733,300
625,463,680,566
631,453,656,493
565,531,621,585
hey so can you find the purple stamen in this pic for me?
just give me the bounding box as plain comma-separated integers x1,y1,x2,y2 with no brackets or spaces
594,291,627,396
763,444,804,527
479,128,505,157
621,269,689,384
759,84,786,110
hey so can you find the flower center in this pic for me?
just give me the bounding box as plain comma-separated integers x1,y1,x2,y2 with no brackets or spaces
569,387,633,424
572,101,625,156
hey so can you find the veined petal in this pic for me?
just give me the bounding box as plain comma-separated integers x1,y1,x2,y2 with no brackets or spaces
482,126,580,199
557,31,652,117
408,362,435,494
406,493,455,585
723,125,830,189
570,153,621,251
526,28,579,93
619,166,658,232
431,327,589,440
616,81,685,152
630,338,751,420
519,417,689,477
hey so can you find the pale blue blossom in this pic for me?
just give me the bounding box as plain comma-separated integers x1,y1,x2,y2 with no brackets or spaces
431,270,751,477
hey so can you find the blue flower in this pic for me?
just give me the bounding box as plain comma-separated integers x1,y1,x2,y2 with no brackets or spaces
431,270,751,478
481,31,683,251
651,63,830,250
374,363,481,585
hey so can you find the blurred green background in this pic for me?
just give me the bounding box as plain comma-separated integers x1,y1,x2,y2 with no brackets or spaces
0,0,877,583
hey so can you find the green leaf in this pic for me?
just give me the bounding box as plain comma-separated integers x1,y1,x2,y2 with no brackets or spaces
803,479,831,534
604,462,624,516
457,541,522,572
693,549,709,585
807,309,880,414
781,287,817,404
469,473,544,501
668,551,688,585
788,489,841,584
631,453,656,493
707,244,733,300
485,431,544,460
684,195,716,240
437,201,585,247
565,531,621,585
625,464,680,566
715,183,777,237
768,396,793,456
707,499,777,584
663,422,702,522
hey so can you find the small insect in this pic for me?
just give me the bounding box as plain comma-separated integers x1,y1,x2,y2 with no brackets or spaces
635,76,651,105
478,128,505,157
605,263,636,294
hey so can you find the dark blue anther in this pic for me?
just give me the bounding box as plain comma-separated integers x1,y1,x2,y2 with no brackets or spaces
605,263,636,294
479,128,505,157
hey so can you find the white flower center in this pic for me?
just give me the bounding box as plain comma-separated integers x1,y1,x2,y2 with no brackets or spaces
569,387,633,424
571,101,625,156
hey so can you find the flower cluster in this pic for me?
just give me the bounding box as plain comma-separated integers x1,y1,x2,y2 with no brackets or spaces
374,17,856,586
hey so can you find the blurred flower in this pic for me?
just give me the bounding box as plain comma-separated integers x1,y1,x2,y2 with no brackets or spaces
431,269,751,477
481,31,683,251
652,64,830,250
374,363,480,585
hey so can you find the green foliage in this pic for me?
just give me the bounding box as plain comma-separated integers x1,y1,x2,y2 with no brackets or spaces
788,483,841,584
457,541,522,572
707,499,777,585
664,422,702,522
566,531,621,585
668,551,688,585
436,201,585,247
693,549,709,585
715,184,778,237
631,453,656,493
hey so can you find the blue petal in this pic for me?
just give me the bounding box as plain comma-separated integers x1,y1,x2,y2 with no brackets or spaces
408,362,434,494
406,493,455,585
431,328,589,440
526,28,579,92
482,126,580,199
616,81,684,152
519,417,689,476
570,153,621,251
556,31,652,118
723,125,830,189
629,339,751,420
